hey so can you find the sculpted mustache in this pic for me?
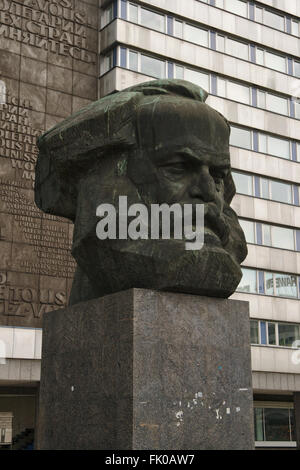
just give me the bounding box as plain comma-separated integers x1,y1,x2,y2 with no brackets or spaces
203,205,230,246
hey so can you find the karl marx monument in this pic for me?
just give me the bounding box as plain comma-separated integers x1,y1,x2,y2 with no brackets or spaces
35,80,254,450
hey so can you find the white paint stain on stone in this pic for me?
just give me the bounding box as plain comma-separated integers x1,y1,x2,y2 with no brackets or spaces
239,388,248,392
71,386,74,392
226,408,231,414
236,407,240,412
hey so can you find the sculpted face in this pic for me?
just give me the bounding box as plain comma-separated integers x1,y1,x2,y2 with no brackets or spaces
35,79,247,304
128,99,231,250
69,97,247,302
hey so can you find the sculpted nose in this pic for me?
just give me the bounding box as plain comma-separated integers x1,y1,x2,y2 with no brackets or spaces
189,167,215,202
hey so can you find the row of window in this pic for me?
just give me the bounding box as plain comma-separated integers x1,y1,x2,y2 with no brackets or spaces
203,0,300,37
237,268,300,299
101,1,300,78
232,171,300,206
254,404,296,444
251,319,300,348
230,125,300,161
101,46,300,127
240,219,300,252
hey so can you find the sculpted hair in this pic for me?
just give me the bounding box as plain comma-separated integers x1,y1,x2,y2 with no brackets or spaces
35,79,234,220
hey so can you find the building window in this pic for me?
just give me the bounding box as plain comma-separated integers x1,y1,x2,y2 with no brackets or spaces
254,405,296,445
270,180,292,204
251,320,300,348
265,51,287,73
239,218,300,252
184,23,209,47
230,126,252,149
129,50,138,71
258,134,290,159
140,7,165,33
140,54,165,78
184,68,210,90
237,268,257,293
263,9,285,31
100,3,115,28
270,226,294,251
237,268,300,299
232,172,253,196
128,3,138,23
250,320,259,344
239,219,255,243
225,37,249,60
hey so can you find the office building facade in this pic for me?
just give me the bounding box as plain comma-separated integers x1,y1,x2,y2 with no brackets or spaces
0,0,300,448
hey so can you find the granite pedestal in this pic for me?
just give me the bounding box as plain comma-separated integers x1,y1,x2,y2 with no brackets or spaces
37,289,254,450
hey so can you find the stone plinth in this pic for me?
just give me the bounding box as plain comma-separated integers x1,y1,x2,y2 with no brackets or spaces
37,289,254,450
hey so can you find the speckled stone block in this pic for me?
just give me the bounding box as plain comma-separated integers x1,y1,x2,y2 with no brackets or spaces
37,289,254,450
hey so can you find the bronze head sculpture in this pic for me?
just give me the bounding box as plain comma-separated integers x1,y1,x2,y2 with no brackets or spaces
35,79,247,304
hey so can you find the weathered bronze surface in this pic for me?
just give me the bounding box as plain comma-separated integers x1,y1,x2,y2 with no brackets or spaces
35,79,247,303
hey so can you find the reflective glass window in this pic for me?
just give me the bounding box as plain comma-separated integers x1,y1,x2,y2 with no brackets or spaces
278,323,300,347
140,8,165,32
239,220,255,243
227,81,250,104
262,224,271,246
141,54,165,78
264,10,285,31
268,323,276,345
217,78,226,97
264,409,291,441
295,102,300,120
250,320,259,344
232,172,253,195
257,90,266,109
270,180,292,204
174,20,183,38
256,48,264,66
258,134,267,153
255,7,263,23
237,268,257,293
230,126,252,149
215,0,224,8
175,65,184,79
225,0,248,17
271,226,294,250
295,62,300,78
267,136,290,159
217,35,225,52
291,20,299,36
266,94,288,115
129,51,138,71
226,38,249,60
261,178,269,199
275,273,297,298
128,3,138,23
185,24,209,47
254,408,264,441
265,272,274,296
185,69,209,91
265,51,286,73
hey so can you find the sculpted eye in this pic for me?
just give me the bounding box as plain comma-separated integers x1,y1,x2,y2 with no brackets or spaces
161,161,187,175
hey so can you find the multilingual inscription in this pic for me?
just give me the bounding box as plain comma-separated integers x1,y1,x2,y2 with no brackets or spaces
0,0,96,63
0,93,76,324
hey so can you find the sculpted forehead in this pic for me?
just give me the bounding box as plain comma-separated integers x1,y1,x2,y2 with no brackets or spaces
135,97,230,156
